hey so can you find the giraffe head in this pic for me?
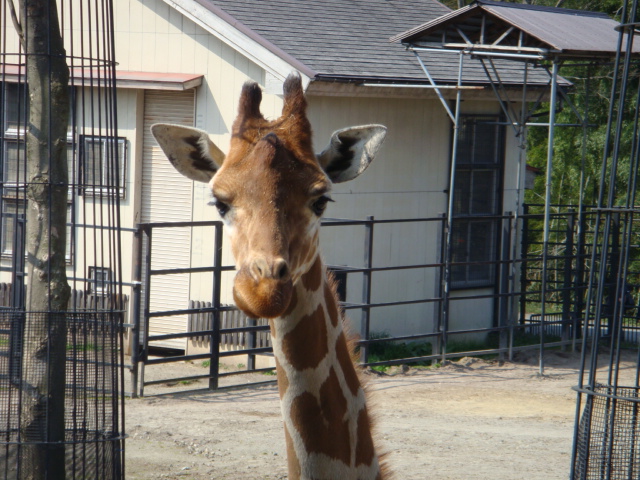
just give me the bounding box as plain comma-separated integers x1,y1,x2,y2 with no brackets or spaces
152,73,386,319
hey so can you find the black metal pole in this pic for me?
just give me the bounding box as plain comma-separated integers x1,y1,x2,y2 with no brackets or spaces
360,215,374,364
209,222,223,390
139,226,152,397
563,209,575,351
130,225,143,398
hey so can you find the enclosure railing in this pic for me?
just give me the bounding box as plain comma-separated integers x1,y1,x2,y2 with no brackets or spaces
126,204,636,397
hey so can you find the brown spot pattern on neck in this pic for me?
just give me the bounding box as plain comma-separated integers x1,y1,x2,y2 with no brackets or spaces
281,304,328,371
274,356,289,398
324,282,339,327
290,372,351,466
355,406,375,467
336,332,361,397
301,255,322,292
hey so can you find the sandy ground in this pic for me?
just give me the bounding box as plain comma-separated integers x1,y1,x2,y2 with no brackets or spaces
124,350,633,480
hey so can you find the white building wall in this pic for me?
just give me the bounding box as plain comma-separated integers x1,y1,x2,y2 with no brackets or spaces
0,0,528,344
112,0,287,308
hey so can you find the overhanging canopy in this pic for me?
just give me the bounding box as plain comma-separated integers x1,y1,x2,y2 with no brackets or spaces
391,0,640,59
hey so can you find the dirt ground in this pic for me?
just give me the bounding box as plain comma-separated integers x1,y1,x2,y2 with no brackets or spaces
124,350,634,480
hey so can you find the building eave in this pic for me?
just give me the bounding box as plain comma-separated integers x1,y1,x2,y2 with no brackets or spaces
0,65,204,90
161,0,316,87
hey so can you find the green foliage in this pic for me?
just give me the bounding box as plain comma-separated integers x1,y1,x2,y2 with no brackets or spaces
525,61,640,210
443,0,622,15
366,331,433,371
66,342,98,352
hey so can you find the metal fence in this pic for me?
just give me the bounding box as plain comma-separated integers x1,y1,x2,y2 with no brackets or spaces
127,205,631,396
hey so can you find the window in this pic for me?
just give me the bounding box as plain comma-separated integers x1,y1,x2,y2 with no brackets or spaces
80,136,126,197
0,82,74,263
450,115,504,288
1,200,23,255
88,267,112,295
1,200,73,261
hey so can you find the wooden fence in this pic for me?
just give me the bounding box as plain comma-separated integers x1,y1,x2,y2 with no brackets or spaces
0,283,128,314
188,300,271,350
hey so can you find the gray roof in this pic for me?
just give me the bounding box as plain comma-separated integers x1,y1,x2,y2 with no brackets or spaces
199,0,554,86
393,0,638,58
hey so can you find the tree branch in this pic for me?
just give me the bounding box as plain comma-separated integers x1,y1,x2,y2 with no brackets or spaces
8,0,25,49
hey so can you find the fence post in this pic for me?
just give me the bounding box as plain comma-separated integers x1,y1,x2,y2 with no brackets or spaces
563,209,575,351
574,203,587,340
499,213,512,361
520,204,529,328
435,213,446,364
360,216,374,365
209,222,223,390
130,225,143,398
607,212,621,340
247,317,256,371
139,226,152,397
441,213,451,365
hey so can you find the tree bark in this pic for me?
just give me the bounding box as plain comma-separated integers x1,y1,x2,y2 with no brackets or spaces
18,1,71,478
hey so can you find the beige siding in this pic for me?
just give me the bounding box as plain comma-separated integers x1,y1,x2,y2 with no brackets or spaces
0,0,528,343
307,95,450,338
141,89,195,349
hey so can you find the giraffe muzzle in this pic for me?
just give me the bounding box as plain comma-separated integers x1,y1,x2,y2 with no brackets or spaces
233,259,293,319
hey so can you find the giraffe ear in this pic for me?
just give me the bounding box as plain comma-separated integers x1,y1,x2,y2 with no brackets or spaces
317,125,387,183
151,123,225,183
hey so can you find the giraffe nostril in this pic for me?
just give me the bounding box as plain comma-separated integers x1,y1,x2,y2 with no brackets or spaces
250,257,289,281
275,260,289,280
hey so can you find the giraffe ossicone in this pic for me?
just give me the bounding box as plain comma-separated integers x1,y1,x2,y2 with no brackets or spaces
152,72,388,480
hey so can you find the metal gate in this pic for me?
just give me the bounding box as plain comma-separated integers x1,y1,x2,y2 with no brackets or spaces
129,220,275,397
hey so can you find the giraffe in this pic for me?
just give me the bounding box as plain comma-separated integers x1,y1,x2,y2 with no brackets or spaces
151,72,388,480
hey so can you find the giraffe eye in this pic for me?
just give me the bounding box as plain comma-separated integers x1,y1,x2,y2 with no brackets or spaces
209,197,230,218
311,195,332,216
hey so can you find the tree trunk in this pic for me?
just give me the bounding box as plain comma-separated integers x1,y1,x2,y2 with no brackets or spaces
18,1,71,478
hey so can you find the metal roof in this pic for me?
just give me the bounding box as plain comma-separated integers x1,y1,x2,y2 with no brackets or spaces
392,0,640,58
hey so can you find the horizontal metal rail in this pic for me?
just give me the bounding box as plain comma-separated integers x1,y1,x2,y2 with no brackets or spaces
131,206,640,396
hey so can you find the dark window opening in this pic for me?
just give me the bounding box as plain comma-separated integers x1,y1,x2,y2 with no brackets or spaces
451,115,504,289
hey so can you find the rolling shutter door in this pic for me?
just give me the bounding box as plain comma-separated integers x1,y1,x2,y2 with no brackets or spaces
142,90,195,349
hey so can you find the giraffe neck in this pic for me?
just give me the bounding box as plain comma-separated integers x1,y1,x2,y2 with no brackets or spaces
269,255,383,480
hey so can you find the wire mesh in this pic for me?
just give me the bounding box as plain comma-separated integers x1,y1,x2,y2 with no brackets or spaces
0,311,124,479
570,1,640,478
0,0,124,478
574,386,640,480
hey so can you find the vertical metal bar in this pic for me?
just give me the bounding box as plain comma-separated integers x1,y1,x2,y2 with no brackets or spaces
575,204,587,342
563,210,575,352
441,52,465,363
520,204,529,327
129,225,143,398
360,215,374,364
562,208,577,351
508,62,529,354
247,317,256,371
435,213,446,364
139,226,152,397
540,59,560,376
499,213,511,361
209,222,223,390
570,4,633,474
